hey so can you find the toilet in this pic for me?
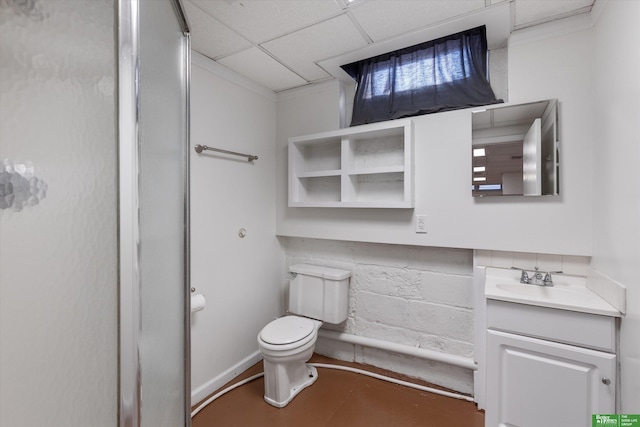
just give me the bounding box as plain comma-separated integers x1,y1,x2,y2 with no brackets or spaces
257,263,351,408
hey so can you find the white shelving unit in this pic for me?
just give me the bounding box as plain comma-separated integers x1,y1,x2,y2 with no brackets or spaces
288,119,414,208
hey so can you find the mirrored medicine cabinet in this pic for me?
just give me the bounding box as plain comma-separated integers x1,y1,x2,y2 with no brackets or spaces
471,99,559,197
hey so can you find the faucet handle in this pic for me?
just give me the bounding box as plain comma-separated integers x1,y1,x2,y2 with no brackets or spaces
543,271,563,284
511,266,530,284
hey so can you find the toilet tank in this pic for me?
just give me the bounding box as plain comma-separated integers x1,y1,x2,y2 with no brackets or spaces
288,264,351,324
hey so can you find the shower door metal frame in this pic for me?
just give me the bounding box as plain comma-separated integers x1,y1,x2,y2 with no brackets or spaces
117,0,191,425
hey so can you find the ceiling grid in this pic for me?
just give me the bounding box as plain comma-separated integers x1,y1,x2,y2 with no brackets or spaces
184,0,596,92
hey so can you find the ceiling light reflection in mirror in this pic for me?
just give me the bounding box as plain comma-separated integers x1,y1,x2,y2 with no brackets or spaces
471,99,559,197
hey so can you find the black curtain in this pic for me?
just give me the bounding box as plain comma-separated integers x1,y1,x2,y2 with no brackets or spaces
342,26,502,126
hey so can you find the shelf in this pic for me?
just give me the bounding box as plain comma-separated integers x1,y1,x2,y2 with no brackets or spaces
297,169,342,178
289,119,413,208
295,176,341,204
289,199,413,209
348,166,405,176
290,138,341,173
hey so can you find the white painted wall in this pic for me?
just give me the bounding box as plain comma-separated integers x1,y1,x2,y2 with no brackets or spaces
189,53,284,404
489,47,509,101
591,0,640,412
0,2,117,426
275,26,594,256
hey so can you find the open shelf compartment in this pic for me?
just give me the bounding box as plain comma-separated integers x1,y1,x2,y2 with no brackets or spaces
289,119,413,208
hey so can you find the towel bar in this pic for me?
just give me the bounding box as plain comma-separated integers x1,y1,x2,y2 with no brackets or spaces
194,144,258,162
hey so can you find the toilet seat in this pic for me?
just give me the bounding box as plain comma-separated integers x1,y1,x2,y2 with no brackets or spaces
259,316,315,346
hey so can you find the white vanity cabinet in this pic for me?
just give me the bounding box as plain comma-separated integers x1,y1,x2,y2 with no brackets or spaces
486,300,617,427
288,119,413,208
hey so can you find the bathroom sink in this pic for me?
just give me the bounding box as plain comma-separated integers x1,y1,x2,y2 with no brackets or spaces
495,283,595,306
484,267,620,316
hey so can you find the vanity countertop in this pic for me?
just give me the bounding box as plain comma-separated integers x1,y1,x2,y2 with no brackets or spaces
485,267,621,317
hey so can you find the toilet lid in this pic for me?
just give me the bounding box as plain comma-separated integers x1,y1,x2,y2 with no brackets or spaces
260,316,315,345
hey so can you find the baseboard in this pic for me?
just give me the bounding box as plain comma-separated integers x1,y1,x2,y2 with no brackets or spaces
191,350,263,406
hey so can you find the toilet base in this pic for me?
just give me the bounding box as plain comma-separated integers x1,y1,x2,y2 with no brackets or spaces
263,362,318,408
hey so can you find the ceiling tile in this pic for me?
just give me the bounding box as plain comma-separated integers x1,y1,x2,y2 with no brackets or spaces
261,14,369,82
184,0,599,94
190,0,345,43
183,1,252,59
217,47,307,92
349,0,486,42
514,0,594,28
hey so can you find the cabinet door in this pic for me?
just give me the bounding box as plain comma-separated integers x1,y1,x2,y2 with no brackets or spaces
486,329,615,427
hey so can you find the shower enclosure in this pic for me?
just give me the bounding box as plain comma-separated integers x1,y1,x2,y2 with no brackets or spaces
0,0,190,425
119,0,191,426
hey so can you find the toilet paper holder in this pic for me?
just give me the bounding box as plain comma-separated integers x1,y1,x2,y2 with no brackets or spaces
190,292,206,314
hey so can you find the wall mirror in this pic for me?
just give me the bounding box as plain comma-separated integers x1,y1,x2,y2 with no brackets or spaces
471,99,559,197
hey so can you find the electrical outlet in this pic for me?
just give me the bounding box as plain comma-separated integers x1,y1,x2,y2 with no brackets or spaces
415,215,427,233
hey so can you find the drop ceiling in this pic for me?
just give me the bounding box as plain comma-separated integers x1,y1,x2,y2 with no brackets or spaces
183,0,596,92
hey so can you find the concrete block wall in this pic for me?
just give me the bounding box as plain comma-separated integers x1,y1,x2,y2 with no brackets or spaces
279,236,476,394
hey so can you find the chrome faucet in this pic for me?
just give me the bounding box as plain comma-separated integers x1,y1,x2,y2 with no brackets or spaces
532,267,544,284
512,267,562,286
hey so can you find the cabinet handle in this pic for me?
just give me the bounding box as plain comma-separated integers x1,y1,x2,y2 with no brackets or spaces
602,377,611,385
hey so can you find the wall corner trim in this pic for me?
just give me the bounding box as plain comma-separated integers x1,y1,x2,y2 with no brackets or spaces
192,51,277,102
509,12,594,47
276,78,342,102
589,0,610,27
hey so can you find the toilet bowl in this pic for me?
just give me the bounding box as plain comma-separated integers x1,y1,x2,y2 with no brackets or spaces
257,315,322,408
257,264,351,408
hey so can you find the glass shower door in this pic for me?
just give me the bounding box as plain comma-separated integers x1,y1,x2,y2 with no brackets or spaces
119,0,190,426
139,0,190,425
1,1,118,426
